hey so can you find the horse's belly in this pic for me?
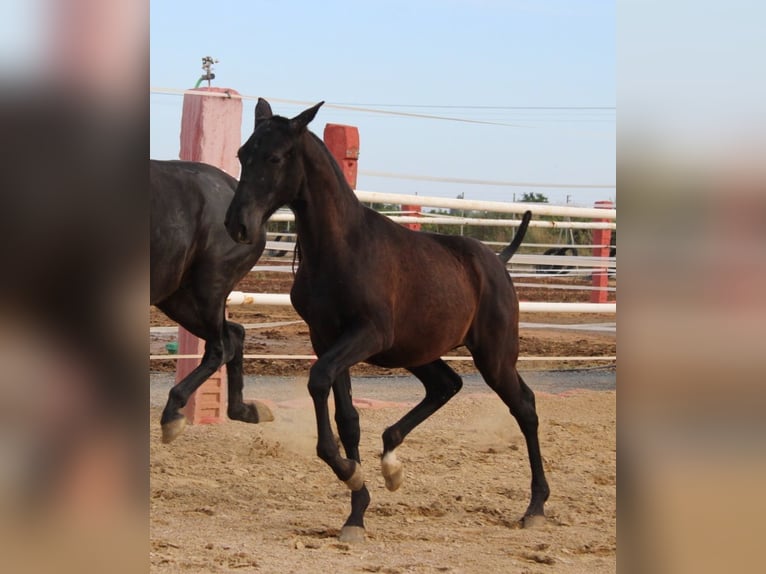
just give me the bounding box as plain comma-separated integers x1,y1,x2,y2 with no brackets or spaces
367,330,464,368
367,347,451,369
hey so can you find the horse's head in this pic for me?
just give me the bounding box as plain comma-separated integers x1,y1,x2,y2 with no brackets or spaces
225,98,323,244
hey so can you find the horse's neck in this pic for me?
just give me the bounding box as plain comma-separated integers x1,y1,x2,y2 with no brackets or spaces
291,134,363,262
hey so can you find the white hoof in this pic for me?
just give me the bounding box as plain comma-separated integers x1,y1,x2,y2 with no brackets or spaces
161,416,186,444
344,463,365,491
381,451,403,492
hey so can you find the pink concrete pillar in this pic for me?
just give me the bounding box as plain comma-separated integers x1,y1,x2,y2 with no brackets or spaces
323,124,359,188
177,87,243,424
175,326,227,424
179,87,242,177
590,200,614,303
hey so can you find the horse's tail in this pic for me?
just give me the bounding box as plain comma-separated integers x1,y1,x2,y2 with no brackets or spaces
498,210,532,264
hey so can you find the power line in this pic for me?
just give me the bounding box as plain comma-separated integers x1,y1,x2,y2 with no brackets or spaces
359,170,615,189
151,89,614,129
150,88,531,128
331,103,615,111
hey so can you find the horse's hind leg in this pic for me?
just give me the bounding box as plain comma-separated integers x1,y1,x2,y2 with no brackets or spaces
332,370,370,543
224,320,274,424
472,351,549,526
380,360,463,492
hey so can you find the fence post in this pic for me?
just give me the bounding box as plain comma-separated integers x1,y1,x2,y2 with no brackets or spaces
590,200,614,303
401,204,422,230
177,86,243,424
323,123,359,188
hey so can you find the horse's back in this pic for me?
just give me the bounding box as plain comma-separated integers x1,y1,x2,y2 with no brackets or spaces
150,160,238,225
364,208,510,292
150,160,254,304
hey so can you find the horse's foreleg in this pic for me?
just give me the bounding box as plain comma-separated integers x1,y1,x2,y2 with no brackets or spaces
308,361,363,489
332,370,370,543
307,330,382,541
224,321,274,424
160,339,224,443
380,360,463,491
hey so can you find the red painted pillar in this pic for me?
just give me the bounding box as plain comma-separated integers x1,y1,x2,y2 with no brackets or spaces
401,204,422,230
590,200,614,303
323,124,359,188
177,87,243,424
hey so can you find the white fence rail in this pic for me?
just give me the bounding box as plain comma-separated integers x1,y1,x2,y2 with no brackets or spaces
354,190,616,219
225,291,616,314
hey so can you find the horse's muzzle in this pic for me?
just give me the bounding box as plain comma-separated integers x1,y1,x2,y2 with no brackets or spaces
224,212,250,244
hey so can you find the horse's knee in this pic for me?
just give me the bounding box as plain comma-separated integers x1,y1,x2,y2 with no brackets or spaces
335,408,358,424
307,362,333,400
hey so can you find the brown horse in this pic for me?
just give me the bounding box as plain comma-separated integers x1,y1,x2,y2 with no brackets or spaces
225,99,549,542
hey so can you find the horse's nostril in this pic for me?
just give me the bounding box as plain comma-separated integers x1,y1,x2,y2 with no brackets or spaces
236,224,248,243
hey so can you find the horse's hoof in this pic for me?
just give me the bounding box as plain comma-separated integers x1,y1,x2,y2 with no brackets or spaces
161,416,186,444
343,462,365,491
230,400,275,424
522,514,546,529
250,400,274,423
381,451,403,492
338,526,366,543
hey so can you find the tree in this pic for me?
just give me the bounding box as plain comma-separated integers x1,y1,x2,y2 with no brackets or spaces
519,192,549,203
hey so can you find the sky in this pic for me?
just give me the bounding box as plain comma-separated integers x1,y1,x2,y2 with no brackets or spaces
150,0,615,207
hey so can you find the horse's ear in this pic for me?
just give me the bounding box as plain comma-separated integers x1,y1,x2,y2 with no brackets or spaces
290,101,324,133
255,98,273,126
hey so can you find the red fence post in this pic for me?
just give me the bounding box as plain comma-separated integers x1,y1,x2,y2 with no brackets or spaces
177,87,243,424
323,124,359,188
401,204,422,230
590,200,614,303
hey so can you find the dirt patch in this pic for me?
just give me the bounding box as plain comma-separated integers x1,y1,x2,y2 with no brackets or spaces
150,390,616,573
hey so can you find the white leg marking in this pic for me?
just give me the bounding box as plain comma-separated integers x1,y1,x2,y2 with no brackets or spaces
344,462,365,491
381,451,403,492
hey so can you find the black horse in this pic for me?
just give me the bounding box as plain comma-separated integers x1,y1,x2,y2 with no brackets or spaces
151,159,273,443
224,99,549,542
536,246,579,275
